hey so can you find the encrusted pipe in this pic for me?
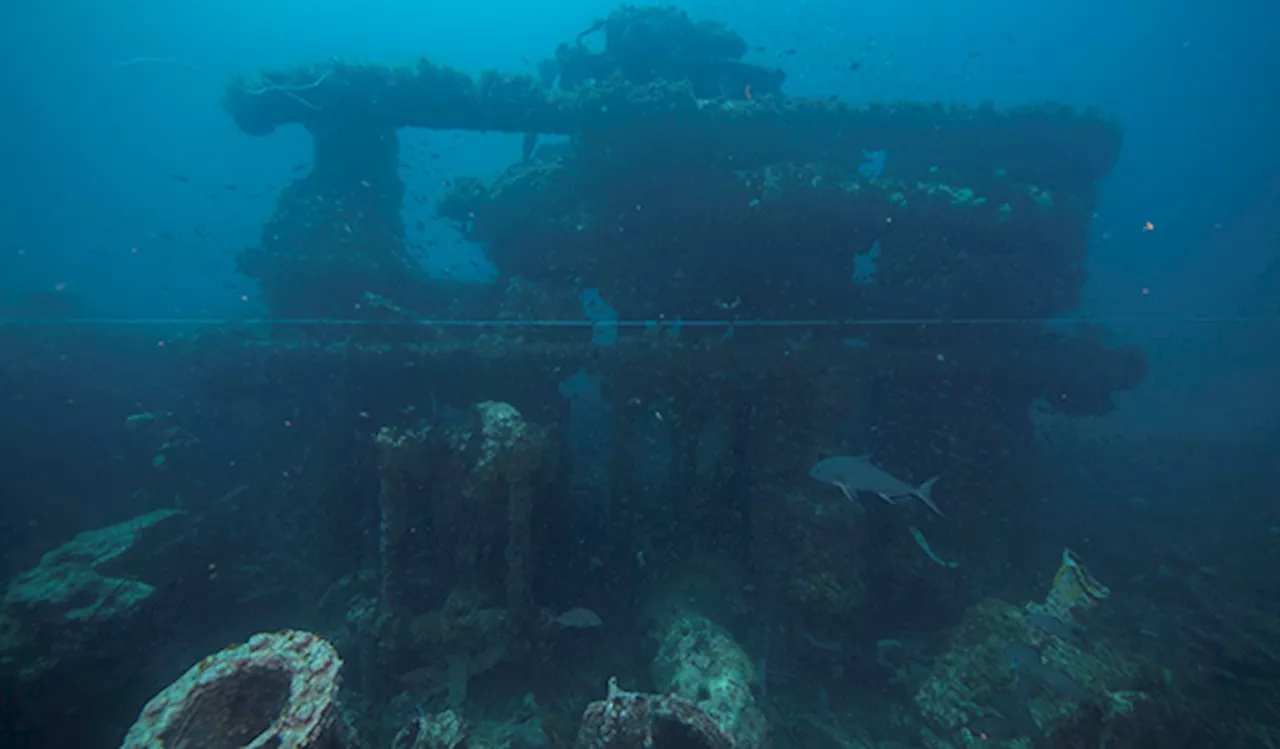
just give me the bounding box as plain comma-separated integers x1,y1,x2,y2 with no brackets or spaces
649,614,766,749
575,677,733,749
120,629,365,749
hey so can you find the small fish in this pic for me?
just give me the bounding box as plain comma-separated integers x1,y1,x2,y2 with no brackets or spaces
553,607,602,628
169,174,189,183
809,455,944,517
780,48,797,57
848,61,862,71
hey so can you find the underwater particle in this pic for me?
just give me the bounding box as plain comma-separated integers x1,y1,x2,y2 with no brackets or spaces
949,187,975,206
858,149,887,180
854,239,881,285
1142,221,1155,232
1141,287,1150,295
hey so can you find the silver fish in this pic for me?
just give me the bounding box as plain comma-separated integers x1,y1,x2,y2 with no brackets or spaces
554,607,603,628
809,455,944,517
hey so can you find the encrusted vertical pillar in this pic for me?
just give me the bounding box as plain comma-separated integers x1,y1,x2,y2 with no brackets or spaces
389,403,551,708
374,425,429,628
238,122,424,318
607,396,640,531
501,414,545,630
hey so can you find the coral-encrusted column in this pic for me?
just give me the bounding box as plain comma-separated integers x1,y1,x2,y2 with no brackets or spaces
238,122,423,318
374,403,551,637
459,401,548,629
374,424,429,629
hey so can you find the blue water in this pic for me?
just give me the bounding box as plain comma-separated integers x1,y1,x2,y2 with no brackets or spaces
0,1,1277,747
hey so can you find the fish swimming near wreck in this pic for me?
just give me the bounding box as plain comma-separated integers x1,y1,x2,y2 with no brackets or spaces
809,455,945,517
